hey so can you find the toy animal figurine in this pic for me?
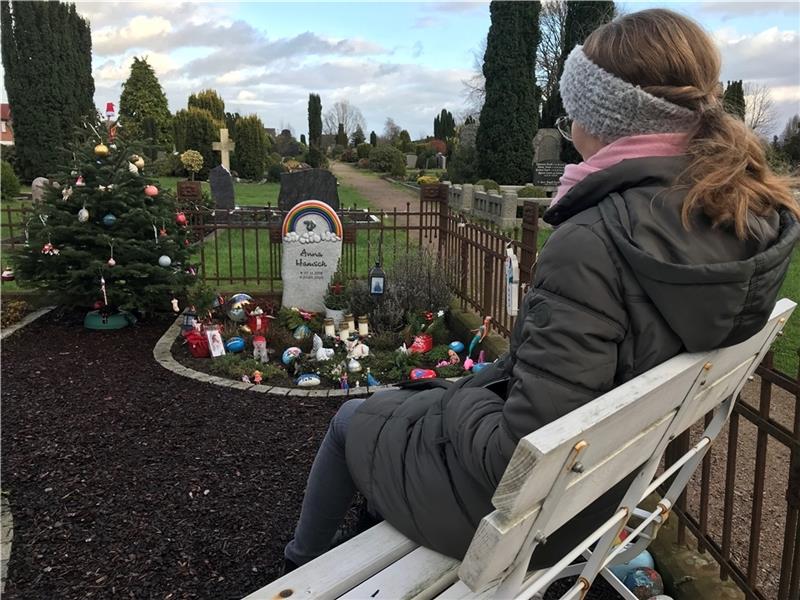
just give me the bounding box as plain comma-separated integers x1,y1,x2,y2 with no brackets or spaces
241,374,251,384
346,339,370,359
252,370,263,385
312,334,335,361
468,316,492,357
253,336,269,363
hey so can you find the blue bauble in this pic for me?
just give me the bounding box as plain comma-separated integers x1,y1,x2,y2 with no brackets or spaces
293,324,311,339
226,293,253,323
225,336,245,353
623,567,663,600
449,341,465,353
472,362,490,373
610,550,655,581
102,213,117,227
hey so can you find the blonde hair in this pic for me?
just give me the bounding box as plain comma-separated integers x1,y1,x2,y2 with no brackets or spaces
583,8,799,239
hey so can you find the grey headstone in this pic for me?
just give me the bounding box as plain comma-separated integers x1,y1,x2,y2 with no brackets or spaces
406,154,417,169
533,128,562,164
278,168,340,211
31,177,50,203
436,153,447,170
209,165,235,209
281,208,343,311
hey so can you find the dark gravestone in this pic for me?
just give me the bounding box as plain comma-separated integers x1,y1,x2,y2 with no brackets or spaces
209,165,235,209
176,180,203,208
278,168,340,211
534,161,566,187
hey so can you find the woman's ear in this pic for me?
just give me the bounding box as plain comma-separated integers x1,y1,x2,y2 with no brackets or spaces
571,122,607,160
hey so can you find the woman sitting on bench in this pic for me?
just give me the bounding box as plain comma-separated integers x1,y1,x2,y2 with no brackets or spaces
283,8,800,572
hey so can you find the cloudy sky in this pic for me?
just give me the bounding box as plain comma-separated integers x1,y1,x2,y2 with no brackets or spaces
4,1,800,139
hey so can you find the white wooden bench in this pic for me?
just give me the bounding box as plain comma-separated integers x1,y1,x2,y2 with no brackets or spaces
245,298,796,600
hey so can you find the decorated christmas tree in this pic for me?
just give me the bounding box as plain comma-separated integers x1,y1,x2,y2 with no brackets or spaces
13,121,193,322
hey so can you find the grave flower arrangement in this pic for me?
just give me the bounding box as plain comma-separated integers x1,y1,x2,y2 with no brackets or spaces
172,251,494,389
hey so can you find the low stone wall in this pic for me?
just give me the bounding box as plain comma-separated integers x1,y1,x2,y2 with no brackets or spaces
447,183,551,229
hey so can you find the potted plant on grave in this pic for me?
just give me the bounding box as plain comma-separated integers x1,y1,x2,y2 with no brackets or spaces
177,149,204,203
323,271,349,328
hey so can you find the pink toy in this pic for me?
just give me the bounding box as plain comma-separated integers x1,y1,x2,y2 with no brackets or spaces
409,334,433,354
252,370,263,385
463,357,474,370
252,335,268,363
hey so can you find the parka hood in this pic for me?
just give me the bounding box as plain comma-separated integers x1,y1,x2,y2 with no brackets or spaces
544,156,799,351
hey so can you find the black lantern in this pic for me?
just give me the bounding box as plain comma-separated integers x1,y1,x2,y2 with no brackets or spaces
369,261,386,296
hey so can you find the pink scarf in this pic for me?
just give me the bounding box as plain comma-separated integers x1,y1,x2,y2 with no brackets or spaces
550,133,690,207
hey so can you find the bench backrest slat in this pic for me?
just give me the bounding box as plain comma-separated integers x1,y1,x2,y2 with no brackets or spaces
459,298,795,591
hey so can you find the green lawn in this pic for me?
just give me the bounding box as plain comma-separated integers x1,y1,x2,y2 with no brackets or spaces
774,245,800,375
155,176,372,209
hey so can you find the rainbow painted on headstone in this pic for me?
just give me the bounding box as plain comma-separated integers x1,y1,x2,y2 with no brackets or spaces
282,200,343,238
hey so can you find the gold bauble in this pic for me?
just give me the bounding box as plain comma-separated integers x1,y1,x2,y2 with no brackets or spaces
94,143,110,157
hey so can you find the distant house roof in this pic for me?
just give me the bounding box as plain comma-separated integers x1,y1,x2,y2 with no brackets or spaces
0,104,10,121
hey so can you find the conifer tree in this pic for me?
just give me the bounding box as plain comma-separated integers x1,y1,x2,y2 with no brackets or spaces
13,124,192,314
1,1,95,181
300,133,307,146
434,109,456,139
173,108,218,179
188,90,225,124
476,1,541,184
370,131,378,146
308,93,323,147
234,115,268,180
336,123,348,147
723,80,746,120
118,57,173,159
351,125,366,147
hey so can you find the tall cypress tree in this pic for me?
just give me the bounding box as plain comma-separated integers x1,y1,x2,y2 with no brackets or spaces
188,90,225,124
723,80,746,120
2,1,95,181
234,115,268,180
434,109,456,139
370,131,378,146
173,108,218,179
336,123,347,147
540,1,615,130
476,1,541,184
119,57,173,158
308,93,322,147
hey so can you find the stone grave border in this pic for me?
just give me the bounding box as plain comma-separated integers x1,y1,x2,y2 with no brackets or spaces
0,305,56,341
154,315,465,397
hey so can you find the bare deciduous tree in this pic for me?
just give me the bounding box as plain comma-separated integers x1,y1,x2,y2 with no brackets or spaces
744,82,776,136
537,0,568,99
322,100,366,138
383,117,402,143
461,36,487,117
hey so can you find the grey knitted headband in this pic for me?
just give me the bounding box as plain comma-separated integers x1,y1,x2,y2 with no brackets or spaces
559,45,699,141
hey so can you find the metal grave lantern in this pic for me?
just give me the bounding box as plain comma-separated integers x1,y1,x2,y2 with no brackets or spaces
368,261,386,296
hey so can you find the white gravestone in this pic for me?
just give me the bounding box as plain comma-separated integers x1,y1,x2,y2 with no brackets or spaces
281,200,344,312
212,128,236,171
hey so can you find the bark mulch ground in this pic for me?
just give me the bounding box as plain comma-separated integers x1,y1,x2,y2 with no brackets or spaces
0,313,622,599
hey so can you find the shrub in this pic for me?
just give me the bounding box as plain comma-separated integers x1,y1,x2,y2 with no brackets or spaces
331,144,345,159
448,144,479,184
517,185,546,198
356,143,371,160
416,148,437,169
368,330,403,352
234,114,269,179
388,248,453,314
369,145,405,173
266,161,284,183
370,292,406,334
356,158,369,169
417,175,439,185
1,160,20,201
427,139,447,154
305,145,326,168
341,148,357,163
389,153,406,178
348,279,376,317
476,178,500,191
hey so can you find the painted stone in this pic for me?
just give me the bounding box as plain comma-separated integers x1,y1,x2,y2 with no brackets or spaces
225,337,245,353
410,368,437,380
296,374,321,387
282,347,302,365
448,341,465,353
623,568,664,600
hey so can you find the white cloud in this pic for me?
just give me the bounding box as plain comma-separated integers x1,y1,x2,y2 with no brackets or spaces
93,16,173,54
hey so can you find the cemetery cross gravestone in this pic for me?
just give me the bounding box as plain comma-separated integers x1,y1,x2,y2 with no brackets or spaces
212,128,236,171
281,200,344,312
278,168,340,211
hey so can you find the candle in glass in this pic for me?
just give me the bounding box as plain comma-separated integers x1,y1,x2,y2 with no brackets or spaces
358,315,369,337
324,318,336,338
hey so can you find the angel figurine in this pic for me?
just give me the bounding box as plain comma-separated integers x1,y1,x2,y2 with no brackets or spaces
312,334,335,361
468,316,492,358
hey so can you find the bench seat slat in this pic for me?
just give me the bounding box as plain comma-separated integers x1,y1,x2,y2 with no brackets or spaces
339,546,460,600
242,522,417,600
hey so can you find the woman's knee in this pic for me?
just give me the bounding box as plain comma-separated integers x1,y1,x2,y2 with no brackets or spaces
331,398,365,438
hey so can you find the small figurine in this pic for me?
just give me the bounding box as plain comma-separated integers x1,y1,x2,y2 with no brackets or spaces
448,349,460,364
348,358,362,373
340,372,349,391
253,370,263,385
463,357,475,371
241,374,251,384
366,368,381,387
312,334,335,361
468,316,492,357
171,297,180,313
253,336,269,363
346,338,370,359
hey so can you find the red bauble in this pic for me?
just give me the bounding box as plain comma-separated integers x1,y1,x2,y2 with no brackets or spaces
176,212,187,226
144,185,159,197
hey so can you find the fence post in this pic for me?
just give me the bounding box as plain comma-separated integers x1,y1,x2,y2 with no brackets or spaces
483,254,494,317
460,235,468,307
520,201,539,286
438,195,449,258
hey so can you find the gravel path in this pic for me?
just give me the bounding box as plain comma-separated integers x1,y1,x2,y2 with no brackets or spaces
330,162,420,213
0,314,623,599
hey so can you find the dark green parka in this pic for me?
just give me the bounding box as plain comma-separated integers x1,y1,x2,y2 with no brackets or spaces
345,156,799,563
